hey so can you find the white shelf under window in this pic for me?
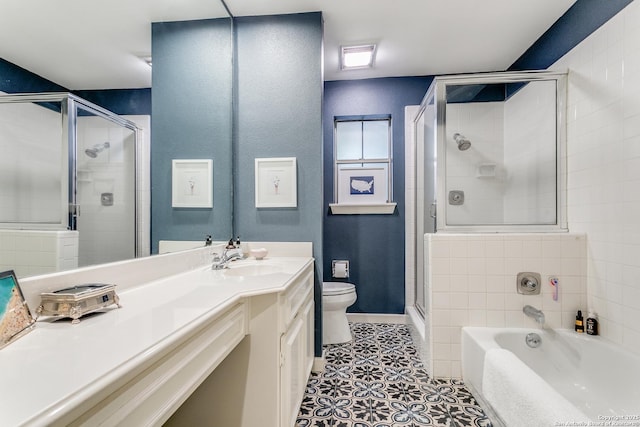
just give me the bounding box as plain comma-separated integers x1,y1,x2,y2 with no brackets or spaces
329,203,397,215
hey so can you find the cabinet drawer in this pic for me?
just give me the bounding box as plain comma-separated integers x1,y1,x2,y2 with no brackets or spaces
280,265,313,328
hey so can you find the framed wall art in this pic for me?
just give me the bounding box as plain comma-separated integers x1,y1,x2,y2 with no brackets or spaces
337,167,388,204
172,159,213,208
255,157,297,208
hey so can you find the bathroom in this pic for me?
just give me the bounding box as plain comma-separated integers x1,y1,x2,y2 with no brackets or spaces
1,0,640,425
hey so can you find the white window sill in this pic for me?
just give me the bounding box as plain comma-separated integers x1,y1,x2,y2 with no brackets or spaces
329,203,397,215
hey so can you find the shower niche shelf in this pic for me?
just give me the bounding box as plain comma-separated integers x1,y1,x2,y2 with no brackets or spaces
475,163,497,178
77,169,93,183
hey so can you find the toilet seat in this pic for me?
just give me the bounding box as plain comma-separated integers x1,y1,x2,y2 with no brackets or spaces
323,282,355,296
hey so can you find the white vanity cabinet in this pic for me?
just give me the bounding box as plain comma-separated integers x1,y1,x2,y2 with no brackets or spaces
279,266,315,427
5,249,315,427
167,260,315,427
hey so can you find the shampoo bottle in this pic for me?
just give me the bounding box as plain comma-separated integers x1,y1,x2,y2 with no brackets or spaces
575,310,584,333
586,312,599,336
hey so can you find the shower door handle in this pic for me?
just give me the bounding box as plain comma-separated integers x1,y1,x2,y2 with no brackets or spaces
68,203,80,230
69,203,80,217
429,203,437,219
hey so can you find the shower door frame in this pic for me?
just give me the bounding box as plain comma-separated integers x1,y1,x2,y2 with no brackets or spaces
0,92,142,256
433,70,568,233
66,94,141,244
413,83,438,318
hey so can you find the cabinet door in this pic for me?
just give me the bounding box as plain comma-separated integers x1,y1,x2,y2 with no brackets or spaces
280,315,304,427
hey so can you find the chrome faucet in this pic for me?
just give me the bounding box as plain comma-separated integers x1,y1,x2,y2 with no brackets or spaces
211,248,244,270
523,305,545,325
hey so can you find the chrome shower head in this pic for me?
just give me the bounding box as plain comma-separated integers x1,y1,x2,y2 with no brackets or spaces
453,133,471,151
85,142,110,158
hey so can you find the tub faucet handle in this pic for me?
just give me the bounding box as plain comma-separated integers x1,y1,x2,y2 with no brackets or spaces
517,272,541,295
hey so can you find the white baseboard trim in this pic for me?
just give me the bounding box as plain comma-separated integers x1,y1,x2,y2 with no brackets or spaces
346,313,407,324
312,351,326,372
406,306,425,341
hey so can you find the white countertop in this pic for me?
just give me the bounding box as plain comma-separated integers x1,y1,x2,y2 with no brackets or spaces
0,256,314,426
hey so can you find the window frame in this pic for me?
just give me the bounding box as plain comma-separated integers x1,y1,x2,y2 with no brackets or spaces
333,116,393,205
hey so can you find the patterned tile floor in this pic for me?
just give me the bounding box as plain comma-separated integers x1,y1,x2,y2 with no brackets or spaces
296,323,492,427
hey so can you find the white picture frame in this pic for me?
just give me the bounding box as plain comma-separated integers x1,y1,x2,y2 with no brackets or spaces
337,167,388,204
255,157,297,208
172,159,213,208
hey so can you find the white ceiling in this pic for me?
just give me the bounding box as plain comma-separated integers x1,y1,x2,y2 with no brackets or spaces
0,0,575,90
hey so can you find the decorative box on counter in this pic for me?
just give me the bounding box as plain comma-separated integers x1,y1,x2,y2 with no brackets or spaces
36,284,121,324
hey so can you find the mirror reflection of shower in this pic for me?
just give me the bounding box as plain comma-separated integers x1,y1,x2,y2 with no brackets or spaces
85,142,110,158
453,133,471,151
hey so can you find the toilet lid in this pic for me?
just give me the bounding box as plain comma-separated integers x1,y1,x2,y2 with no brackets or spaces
323,282,355,296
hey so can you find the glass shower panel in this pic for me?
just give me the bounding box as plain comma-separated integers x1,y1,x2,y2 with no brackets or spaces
0,101,66,227
443,79,559,227
415,93,437,317
75,108,135,267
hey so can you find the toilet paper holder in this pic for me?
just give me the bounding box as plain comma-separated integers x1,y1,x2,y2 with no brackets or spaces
332,260,350,278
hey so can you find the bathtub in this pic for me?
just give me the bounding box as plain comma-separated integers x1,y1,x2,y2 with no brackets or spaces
462,327,640,426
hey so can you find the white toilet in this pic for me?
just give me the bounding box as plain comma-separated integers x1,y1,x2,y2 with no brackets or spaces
322,282,357,345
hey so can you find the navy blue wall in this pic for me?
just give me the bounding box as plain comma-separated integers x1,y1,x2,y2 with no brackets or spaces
323,77,432,314
510,0,634,70
0,58,67,93
150,18,233,253
234,13,323,251
234,13,324,356
73,89,151,116
0,59,150,116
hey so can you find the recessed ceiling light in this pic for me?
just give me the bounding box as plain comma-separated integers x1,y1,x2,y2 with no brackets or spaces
341,44,376,70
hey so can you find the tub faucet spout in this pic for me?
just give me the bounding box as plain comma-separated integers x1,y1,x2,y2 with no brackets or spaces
523,305,545,325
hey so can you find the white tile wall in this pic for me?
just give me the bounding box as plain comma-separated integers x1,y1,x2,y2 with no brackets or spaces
445,103,505,225
550,0,640,355
427,232,586,378
0,100,64,225
0,230,78,277
504,80,558,224
76,115,138,267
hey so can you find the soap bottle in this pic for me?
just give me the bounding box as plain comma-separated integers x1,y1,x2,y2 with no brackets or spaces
575,310,584,333
586,312,599,336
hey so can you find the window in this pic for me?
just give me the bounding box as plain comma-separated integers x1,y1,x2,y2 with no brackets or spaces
331,116,395,214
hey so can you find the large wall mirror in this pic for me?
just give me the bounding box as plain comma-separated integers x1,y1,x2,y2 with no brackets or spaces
0,1,233,278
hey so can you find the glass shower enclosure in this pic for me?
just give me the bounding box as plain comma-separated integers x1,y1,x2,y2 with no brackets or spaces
413,70,568,315
0,93,141,275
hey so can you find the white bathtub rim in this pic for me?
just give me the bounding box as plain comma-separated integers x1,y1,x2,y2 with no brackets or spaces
462,326,640,421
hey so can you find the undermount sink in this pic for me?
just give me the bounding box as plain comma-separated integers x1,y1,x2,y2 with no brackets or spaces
223,263,283,277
